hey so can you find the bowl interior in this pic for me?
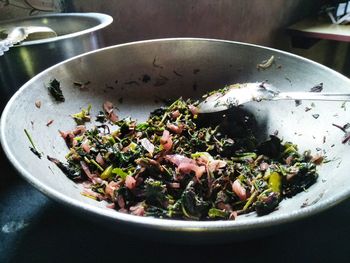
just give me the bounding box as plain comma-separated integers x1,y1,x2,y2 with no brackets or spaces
2,38,350,233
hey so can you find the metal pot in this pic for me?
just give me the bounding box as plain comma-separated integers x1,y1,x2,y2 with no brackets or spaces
0,12,113,107
1,38,350,242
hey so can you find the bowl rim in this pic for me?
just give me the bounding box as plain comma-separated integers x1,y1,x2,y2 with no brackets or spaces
0,12,113,46
1,37,350,232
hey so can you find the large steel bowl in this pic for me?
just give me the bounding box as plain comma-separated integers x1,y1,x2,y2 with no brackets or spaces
0,12,113,107
1,38,350,242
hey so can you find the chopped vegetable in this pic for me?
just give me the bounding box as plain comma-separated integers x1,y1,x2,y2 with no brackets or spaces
47,79,65,102
49,98,321,220
310,83,323,93
71,105,91,124
24,129,42,159
73,80,90,90
268,172,281,193
46,119,54,127
103,101,118,122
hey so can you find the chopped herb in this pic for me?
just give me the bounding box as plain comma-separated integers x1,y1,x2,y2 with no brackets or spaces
24,129,42,159
47,156,82,180
332,123,349,133
95,111,107,123
47,79,65,102
208,208,229,219
342,134,350,144
73,80,90,90
46,119,54,127
71,105,92,124
49,98,321,220
295,100,302,107
332,123,350,144
310,83,323,93
341,101,347,111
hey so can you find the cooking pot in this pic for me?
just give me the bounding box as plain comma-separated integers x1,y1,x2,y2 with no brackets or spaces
0,12,113,108
1,38,350,242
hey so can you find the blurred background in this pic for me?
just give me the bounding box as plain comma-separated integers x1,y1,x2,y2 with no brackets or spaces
1,0,348,76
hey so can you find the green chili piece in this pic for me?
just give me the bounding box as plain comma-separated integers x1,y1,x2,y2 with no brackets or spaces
208,208,229,219
112,167,129,179
268,171,282,193
100,165,113,179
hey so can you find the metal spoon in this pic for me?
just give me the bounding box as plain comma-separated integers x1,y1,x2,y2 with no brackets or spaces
0,26,57,56
197,82,350,113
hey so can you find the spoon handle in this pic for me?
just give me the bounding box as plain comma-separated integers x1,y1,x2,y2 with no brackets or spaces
274,92,350,102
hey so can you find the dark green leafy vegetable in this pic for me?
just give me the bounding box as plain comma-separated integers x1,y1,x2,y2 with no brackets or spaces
47,78,65,102
95,111,107,123
208,208,230,219
47,156,82,180
255,190,280,216
49,98,322,220
144,178,167,205
181,181,210,220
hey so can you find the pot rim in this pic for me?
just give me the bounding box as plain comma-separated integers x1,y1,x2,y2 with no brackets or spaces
0,12,113,46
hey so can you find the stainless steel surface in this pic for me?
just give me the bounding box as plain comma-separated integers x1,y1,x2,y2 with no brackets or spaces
1,38,350,241
198,82,350,113
275,91,350,101
0,26,56,56
0,13,112,106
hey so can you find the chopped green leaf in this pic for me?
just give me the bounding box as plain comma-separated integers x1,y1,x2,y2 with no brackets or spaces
47,78,65,102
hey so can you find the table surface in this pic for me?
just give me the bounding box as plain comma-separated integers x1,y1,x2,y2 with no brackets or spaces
1,145,350,263
288,17,350,42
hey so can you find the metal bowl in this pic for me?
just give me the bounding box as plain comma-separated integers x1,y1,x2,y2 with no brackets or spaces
1,38,350,241
0,13,113,107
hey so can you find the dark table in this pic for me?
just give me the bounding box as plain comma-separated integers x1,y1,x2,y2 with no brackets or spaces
1,144,350,263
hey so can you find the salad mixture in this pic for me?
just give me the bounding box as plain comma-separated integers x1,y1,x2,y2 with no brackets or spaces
48,98,322,220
